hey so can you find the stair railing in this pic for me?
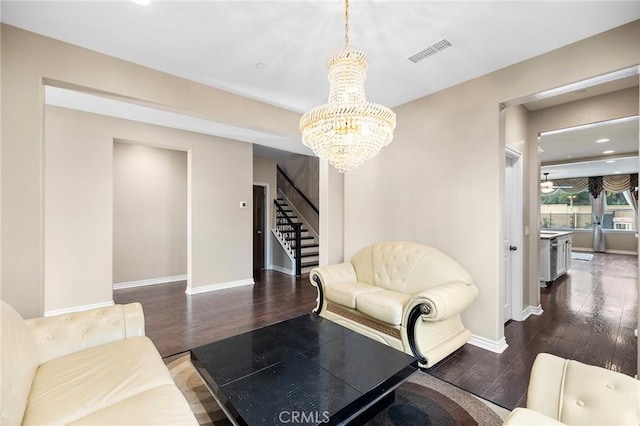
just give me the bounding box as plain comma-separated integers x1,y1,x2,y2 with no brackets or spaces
274,199,302,276
277,166,319,234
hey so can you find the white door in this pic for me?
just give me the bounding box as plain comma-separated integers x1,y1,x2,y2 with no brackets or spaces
505,148,523,322
504,157,514,321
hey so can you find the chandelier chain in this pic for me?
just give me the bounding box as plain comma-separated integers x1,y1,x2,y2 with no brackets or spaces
344,0,349,46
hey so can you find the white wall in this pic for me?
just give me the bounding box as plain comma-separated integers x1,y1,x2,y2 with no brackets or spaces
113,142,187,284
43,105,252,312
343,22,640,344
1,24,299,317
45,107,113,312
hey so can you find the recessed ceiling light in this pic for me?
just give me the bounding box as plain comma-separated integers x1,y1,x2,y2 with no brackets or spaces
595,138,610,143
603,150,615,154
131,0,151,5
606,160,616,163
567,155,572,158
614,171,621,174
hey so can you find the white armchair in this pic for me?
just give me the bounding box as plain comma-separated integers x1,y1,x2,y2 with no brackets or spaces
503,353,640,425
309,241,479,368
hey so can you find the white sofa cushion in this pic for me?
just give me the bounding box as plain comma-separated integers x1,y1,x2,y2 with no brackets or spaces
68,385,197,425
356,290,411,326
325,282,383,309
23,336,175,425
1,302,40,426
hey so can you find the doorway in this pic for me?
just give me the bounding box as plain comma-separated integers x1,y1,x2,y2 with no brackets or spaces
253,185,266,274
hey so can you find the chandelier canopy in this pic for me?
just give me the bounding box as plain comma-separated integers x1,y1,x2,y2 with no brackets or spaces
300,0,396,173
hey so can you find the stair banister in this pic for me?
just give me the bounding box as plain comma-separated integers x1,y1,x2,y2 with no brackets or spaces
276,166,319,215
274,199,302,276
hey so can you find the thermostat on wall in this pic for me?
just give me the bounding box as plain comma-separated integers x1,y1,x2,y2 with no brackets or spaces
240,201,247,208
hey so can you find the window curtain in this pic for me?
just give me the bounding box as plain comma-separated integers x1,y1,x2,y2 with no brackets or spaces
623,173,638,231
631,173,638,206
591,187,606,252
622,190,637,223
552,177,588,194
602,174,631,192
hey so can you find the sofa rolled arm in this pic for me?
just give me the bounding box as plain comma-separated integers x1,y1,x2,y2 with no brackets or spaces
404,281,479,323
25,302,146,364
502,408,566,425
309,263,357,314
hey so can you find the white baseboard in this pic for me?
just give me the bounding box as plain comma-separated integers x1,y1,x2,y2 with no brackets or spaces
185,278,254,295
573,247,638,256
113,274,188,290
45,300,115,317
271,265,295,276
522,304,543,320
468,335,508,354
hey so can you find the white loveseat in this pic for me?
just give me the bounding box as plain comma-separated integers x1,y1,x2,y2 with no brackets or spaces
309,241,479,368
1,301,197,425
503,353,640,425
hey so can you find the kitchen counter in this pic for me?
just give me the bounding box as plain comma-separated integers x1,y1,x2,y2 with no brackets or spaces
540,230,574,239
540,231,573,285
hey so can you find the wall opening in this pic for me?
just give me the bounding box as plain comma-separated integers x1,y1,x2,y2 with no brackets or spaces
113,141,188,290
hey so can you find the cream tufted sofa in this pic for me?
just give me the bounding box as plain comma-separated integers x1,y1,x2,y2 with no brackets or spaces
1,301,197,425
503,353,640,425
309,241,479,368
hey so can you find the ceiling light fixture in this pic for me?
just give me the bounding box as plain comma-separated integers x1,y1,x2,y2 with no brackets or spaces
131,0,151,5
299,0,396,173
595,138,610,143
606,160,616,163
603,150,615,154
540,172,556,194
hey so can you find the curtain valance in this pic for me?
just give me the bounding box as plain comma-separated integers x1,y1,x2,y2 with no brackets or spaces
546,173,638,197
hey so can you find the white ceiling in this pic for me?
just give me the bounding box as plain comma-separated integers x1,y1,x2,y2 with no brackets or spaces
2,1,639,113
540,116,639,179
2,1,639,166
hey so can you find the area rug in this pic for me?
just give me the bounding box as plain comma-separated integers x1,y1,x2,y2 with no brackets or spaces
165,352,509,425
571,252,594,261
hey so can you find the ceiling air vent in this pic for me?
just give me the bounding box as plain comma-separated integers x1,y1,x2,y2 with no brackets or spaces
408,39,453,64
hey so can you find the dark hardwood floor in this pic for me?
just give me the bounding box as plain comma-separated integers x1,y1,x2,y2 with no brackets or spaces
430,252,638,409
114,253,638,411
114,270,317,357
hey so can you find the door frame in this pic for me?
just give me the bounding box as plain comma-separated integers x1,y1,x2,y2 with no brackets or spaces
505,148,524,321
253,182,271,270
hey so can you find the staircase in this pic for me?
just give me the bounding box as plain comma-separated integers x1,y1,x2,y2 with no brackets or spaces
273,197,319,276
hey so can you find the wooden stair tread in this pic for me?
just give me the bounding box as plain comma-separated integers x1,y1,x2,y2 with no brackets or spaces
300,252,320,258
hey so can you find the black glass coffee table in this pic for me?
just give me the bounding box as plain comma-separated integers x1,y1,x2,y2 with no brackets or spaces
191,314,417,425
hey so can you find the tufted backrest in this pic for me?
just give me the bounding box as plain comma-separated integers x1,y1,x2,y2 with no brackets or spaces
25,303,145,365
1,301,39,426
350,241,473,294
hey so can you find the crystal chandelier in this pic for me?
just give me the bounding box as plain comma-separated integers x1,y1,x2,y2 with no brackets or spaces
300,0,396,173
